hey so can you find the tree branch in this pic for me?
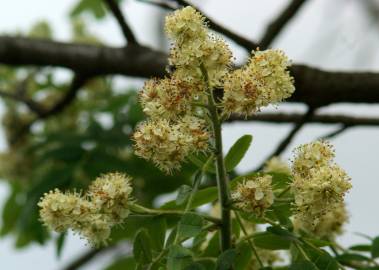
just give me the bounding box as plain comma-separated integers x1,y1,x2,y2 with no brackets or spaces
9,74,87,145
38,74,87,119
61,244,117,270
227,112,379,126
260,0,308,48
2,36,379,107
0,89,45,116
317,125,350,140
103,0,138,44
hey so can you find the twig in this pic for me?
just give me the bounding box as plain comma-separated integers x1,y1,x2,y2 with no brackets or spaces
234,211,264,268
317,125,350,140
0,89,45,116
139,0,258,50
260,0,308,48
226,112,379,126
255,107,316,171
9,74,88,145
62,245,116,270
103,0,138,44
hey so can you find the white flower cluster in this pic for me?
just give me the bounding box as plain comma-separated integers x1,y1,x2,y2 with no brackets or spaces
291,141,351,229
223,49,295,116
133,117,209,173
39,172,132,246
231,175,274,216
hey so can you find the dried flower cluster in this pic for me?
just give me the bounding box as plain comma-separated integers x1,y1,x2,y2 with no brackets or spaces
291,141,351,229
39,172,132,246
231,175,274,216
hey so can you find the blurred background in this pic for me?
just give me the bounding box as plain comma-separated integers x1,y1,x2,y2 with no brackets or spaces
0,0,379,269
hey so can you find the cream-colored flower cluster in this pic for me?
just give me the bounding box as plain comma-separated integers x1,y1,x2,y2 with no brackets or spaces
165,6,232,87
135,7,233,173
294,202,348,239
39,172,132,246
291,141,351,228
223,49,295,116
231,175,274,216
133,117,209,173
263,156,291,175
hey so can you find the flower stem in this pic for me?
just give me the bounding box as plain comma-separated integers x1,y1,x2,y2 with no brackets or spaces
200,64,232,252
129,203,221,224
234,211,264,267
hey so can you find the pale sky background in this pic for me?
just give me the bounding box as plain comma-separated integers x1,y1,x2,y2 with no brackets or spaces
1,0,379,269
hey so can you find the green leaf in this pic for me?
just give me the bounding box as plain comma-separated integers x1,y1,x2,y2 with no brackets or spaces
234,242,252,270
202,232,220,257
337,253,371,265
70,0,107,19
161,186,218,210
253,232,291,250
176,185,192,205
372,237,379,258
216,249,237,270
167,245,193,270
133,229,153,265
177,213,204,240
224,135,253,172
188,154,216,174
55,233,66,258
301,243,339,270
289,261,318,270
146,217,166,251
270,172,293,190
349,244,371,252
184,262,206,270
266,226,297,241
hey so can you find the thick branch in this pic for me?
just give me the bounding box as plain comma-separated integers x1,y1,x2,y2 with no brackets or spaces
0,36,166,78
227,112,379,126
104,0,138,44
2,36,379,107
260,0,308,48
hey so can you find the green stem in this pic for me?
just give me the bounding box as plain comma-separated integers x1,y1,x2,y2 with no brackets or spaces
293,241,311,261
201,64,232,252
234,211,264,268
277,186,291,197
129,203,221,224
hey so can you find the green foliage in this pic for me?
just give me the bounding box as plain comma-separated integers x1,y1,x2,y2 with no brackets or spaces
224,134,253,172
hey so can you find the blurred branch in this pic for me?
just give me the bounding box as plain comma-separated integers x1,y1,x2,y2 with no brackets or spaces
227,112,379,126
38,74,87,119
260,0,308,48
62,244,117,270
9,74,87,145
2,37,379,108
139,0,259,50
0,89,45,116
317,125,350,140
255,107,316,170
103,0,138,44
